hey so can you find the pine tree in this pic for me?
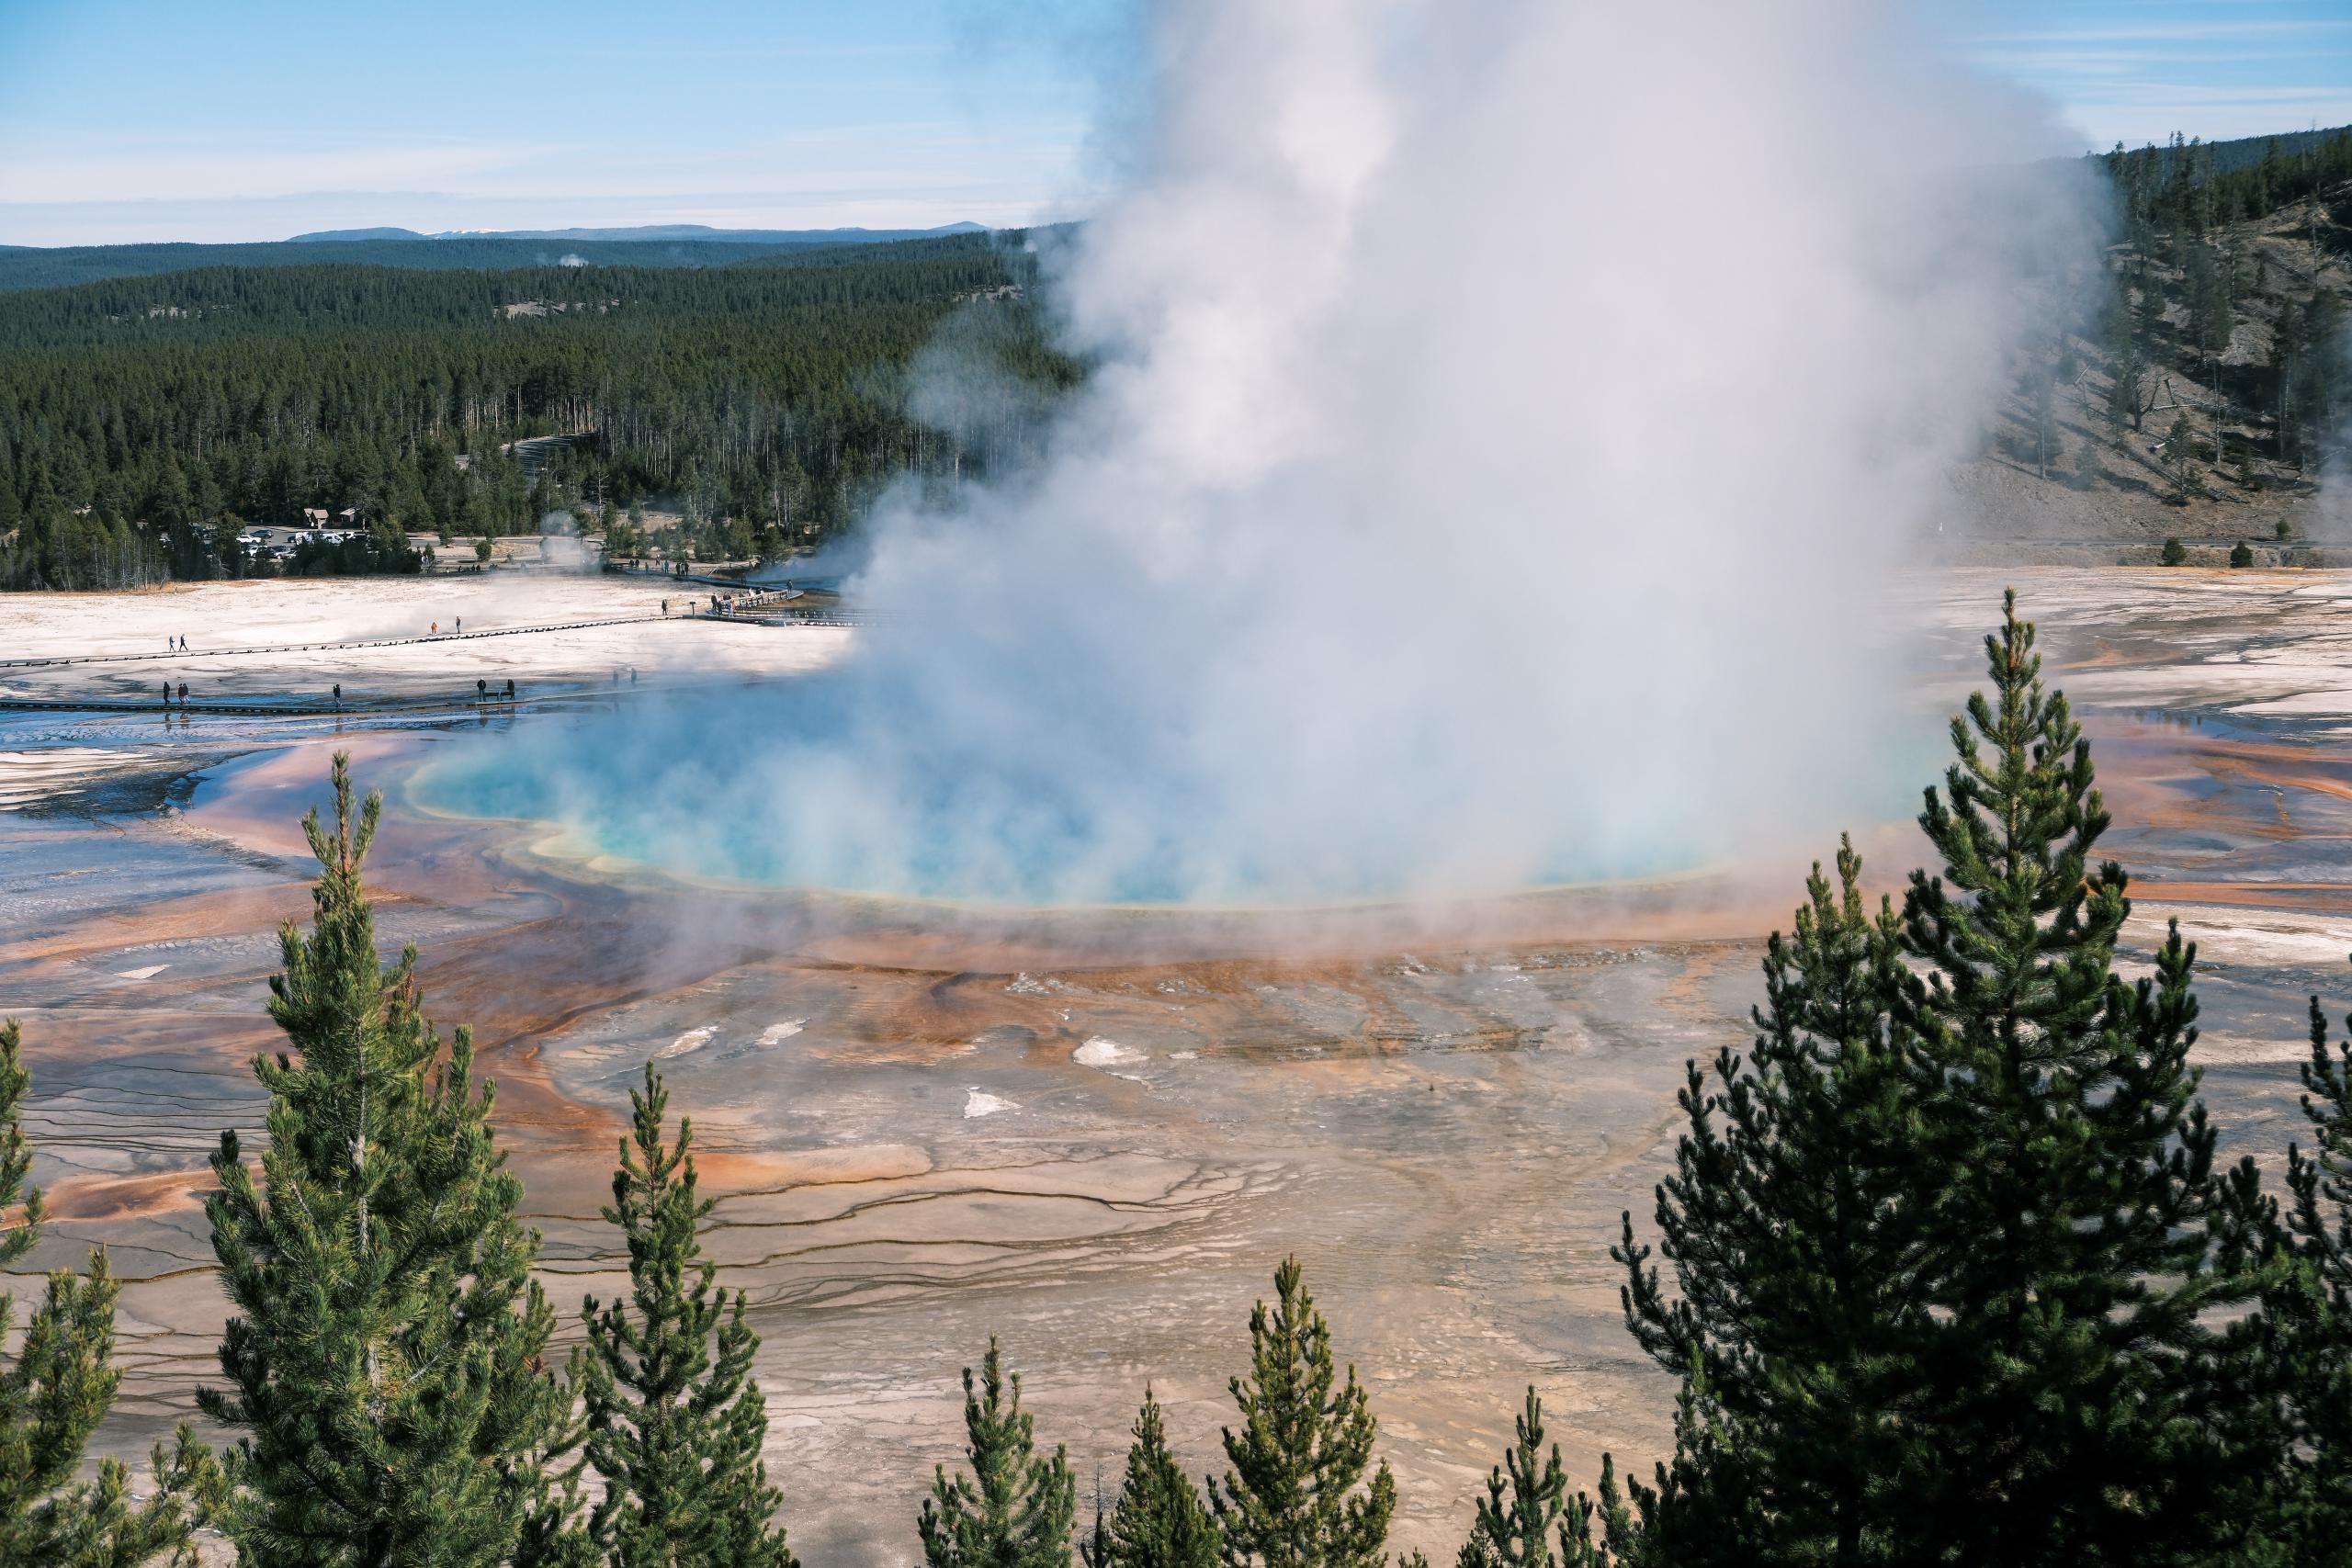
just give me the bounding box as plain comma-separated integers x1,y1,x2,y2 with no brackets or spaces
581,1062,796,1568
2028,371,2061,479
2168,413,2211,500
919,1337,1076,1568
1554,1455,1642,1568
1457,1389,1566,1568
1082,1471,1113,1568
1105,1387,1218,1568
1614,840,1935,1567
1210,1258,1394,1568
0,1019,222,1566
2265,983,2352,1559
200,754,571,1567
1894,593,2260,1565
2105,289,2147,433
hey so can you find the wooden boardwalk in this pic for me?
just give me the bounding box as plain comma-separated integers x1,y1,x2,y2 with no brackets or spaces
0,600,859,674
0,613,672,671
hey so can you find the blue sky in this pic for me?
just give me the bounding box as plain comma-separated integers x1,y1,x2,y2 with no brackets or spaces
0,0,2346,247
1947,0,2352,149
0,0,1131,244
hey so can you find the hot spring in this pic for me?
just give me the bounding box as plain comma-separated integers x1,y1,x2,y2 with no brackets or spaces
400,0,2053,915
410,672,1938,909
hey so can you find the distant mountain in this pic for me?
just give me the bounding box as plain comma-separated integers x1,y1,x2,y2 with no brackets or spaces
286,221,986,245
0,225,994,292
286,227,430,243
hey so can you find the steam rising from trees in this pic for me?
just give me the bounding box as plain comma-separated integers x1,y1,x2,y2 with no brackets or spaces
470,0,2101,905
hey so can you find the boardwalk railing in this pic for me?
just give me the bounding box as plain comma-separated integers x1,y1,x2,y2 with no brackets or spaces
6,612,673,671
2,603,878,682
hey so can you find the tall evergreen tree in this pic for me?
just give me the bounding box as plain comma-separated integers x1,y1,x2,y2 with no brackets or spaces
1613,840,1935,1567
1895,592,2259,1565
1082,1470,1113,1568
1105,1387,1218,1568
580,1061,796,1568
2262,981,2352,1561
919,1337,1076,1568
2105,286,2147,433
1456,1388,1566,1568
0,1019,222,1566
1554,1454,1641,1568
200,755,571,1567
1210,1258,1395,1568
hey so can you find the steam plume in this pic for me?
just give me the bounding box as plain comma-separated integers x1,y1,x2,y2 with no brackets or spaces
449,0,2098,906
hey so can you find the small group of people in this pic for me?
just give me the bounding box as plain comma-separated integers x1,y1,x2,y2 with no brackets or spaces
163,634,189,651
660,593,754,617
474,677,516,701
158,680,188,706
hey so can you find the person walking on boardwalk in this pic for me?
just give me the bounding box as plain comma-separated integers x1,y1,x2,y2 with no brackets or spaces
177,681,187,703
503,678,514,699
333,683,342,711
161,680,171,706
478,678,488,702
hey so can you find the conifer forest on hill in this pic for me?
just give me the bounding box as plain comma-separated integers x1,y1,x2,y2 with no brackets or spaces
0,231,1078,589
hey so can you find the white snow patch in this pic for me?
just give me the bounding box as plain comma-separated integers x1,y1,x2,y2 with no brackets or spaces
759,1020,807,1045
963,1089,1017,1119
1073,1036,1146,1069
114,964,168,980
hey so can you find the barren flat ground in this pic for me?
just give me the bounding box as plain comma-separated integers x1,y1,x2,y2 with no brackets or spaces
2,567,2346,1563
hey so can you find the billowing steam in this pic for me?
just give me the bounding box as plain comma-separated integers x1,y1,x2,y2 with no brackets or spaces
436,0,2098,906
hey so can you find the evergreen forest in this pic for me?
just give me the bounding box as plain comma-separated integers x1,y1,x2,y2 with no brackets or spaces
1998,127,2352,514
4,121,2349,591
0,231,1078,590
6,593,2352,1566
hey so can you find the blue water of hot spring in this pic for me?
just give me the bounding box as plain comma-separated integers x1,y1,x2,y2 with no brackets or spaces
413,681,1933,908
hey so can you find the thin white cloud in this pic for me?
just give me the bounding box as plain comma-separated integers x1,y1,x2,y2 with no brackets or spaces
1968,18,2352,45
0,142,550,205
0,112,1104,243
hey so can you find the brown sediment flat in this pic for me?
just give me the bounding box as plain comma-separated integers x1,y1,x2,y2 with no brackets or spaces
11,566,2352,1566
43,1168,217,1224
15,727,1808,1563
12,885,313,962
2133,881,2352,913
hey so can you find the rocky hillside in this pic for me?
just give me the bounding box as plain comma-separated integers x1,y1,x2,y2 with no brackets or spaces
1949,130,2351,565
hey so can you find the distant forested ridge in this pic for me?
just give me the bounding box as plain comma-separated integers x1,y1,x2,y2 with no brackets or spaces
2102,125,2352,235
0,223,984,292
0,231,1080,590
